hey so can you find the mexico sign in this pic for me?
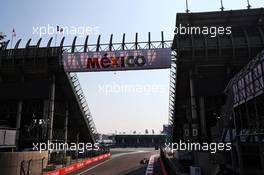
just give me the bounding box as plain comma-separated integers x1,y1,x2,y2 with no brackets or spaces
63,48,171,72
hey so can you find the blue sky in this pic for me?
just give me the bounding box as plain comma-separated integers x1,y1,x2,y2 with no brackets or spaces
1,0,263,134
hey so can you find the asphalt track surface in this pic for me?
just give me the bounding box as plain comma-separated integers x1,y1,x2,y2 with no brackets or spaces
70,148,159,175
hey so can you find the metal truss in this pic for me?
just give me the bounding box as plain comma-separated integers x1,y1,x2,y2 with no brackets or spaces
68,72,98,142
62,32,172,53
1,32,172,53
223,49,264,144
225,49,264,107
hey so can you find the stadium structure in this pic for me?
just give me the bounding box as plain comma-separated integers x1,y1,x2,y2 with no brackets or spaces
0,5,264,175
169,7,264,175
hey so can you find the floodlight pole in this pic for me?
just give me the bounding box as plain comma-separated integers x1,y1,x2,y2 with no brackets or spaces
247,0,251,9
186,0,190,13
220,0,224,11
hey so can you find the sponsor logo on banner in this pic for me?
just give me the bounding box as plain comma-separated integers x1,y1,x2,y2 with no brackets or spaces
63,48,171,72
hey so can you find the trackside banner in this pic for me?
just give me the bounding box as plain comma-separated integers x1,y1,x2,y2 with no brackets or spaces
63,48,171,72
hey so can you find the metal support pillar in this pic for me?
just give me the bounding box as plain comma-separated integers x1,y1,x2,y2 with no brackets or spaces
48,75,56,141
236,142,244,175
199,97,207,140
43,100,49,139
64,102,69,156
260,143,264,175
75,130,79,160
189,70,198,139
189,69,199,167
15,100,23,150
229,127,237,175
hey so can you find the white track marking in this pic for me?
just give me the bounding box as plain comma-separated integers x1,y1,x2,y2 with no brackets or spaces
145,154,159,175
77,159,112,175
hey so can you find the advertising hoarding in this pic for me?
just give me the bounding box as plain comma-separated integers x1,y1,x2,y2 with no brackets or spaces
63,48,171,72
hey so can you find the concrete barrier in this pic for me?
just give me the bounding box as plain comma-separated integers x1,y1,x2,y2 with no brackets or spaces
43,153,111,175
